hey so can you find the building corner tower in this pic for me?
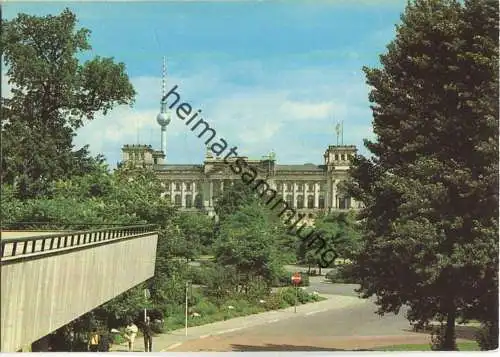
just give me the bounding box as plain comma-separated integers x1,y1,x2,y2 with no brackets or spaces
156,57,171,162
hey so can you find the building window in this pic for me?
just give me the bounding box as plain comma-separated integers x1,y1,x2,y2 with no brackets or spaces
195,194,203,209
174,194,182,206
185,195,192,208
341,154,345,160
297,195,304,209
297,183,304,191
319,196,325,209
186,183,192,191
286,183,292,191
335,154,339,161
307,195,314,208
164,182,170,190
338,197,351,209
286,194,293,206
175,182,181,191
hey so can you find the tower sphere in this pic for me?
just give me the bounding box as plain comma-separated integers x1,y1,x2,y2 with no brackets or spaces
157,112,171,126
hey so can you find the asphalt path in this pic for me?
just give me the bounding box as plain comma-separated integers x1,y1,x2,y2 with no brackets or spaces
306,276,360,297
167,280,418,351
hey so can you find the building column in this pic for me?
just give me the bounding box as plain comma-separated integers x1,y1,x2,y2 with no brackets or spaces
181,182,186,208
202,180,210,208
314,182,319,208
209,181,214,207
170,181,175,204
192,181,197,207
324,178,331,211
293,182,298,208
303,182,307,208
331,180,337,209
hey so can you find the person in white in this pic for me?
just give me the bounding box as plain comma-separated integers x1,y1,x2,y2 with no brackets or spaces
124,321,138,352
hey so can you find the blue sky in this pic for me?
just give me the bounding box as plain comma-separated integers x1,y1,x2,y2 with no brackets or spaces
3,0,407,166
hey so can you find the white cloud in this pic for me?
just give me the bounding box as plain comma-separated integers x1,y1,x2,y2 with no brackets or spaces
278,100,334,121
72,61,375,165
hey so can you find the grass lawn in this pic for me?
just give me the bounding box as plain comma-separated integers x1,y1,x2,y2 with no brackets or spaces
374,341,480,351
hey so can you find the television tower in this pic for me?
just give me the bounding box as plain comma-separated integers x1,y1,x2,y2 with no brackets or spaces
156,56,171,158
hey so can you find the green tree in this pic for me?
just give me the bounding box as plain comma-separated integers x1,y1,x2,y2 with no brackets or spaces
213,181,259,220
1,9,135,198
345,0,498,351
214,202,285,293
173,212,215,260
314,211,362,262
296,211,361,274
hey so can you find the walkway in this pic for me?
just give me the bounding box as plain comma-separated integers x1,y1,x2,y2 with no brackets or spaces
110,294,367,352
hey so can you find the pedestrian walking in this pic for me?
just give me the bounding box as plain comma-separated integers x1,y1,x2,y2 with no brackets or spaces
124,321,138,352
141,316,153,352
88,331,100,352
99,331,111,352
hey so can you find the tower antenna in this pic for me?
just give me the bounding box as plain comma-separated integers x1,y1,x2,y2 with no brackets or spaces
156,56,171,160
161,56,167,98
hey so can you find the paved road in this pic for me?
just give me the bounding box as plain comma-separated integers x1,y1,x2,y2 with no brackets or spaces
306,276,360,297
166,283,421,352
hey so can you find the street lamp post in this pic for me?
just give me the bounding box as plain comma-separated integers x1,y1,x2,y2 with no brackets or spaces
185,280,191,336
144,288,150,322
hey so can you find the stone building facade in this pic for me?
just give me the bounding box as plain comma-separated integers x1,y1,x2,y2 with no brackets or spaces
121,144,360,219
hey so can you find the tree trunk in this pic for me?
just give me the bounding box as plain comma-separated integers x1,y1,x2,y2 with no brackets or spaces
308,264,311,274
442,302,457,350
318,264,322,276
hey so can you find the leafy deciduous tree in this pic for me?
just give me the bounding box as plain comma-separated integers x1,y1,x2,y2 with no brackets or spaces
1,9,136,198
345,0,498,350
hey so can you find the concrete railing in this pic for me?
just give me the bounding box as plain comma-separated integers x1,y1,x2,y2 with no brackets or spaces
1,225,158,352
0,225,157,260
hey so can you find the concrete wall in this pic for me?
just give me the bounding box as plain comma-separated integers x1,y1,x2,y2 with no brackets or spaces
1,232,158,352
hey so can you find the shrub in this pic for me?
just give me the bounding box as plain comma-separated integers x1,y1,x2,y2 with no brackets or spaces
277,287,316,305
264,293,285,310
280,288,297,306
193,299,218,316
245,278,271,302
187,266,208,285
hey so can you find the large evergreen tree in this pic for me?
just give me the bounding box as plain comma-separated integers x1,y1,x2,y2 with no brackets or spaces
1,9,136,198
345,0,498,350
